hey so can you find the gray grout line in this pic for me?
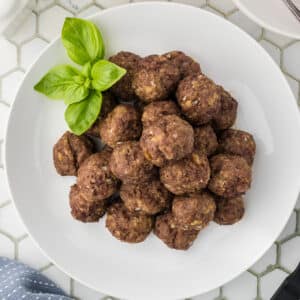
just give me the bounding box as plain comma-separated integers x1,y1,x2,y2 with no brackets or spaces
35,33,51,44
0,200,12,209
282,39,299,50
16,234,29,243
0,229,17,243
206,4,226,17
275,242,281,265
39,262,53,272
0,99,11,107
278,232,297,245
226,7,238,17
296,210,300,231
256,276,262,300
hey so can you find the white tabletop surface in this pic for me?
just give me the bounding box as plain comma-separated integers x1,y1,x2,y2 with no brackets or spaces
0,1,300,299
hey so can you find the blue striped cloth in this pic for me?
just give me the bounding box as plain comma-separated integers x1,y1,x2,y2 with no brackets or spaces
0,257,73,300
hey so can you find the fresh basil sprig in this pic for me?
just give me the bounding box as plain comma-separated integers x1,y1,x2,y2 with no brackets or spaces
34,18,126,135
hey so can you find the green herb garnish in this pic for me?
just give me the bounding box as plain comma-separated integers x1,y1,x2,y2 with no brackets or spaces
34,18,126,135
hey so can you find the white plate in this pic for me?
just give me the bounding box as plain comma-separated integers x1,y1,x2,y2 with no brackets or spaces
232,0,300,39
5,3,300,300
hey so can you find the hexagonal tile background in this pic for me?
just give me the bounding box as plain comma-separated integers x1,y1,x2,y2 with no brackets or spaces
0,1,300,299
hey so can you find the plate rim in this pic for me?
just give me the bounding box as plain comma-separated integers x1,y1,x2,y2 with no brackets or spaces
232,0,300,39
4,2,300,299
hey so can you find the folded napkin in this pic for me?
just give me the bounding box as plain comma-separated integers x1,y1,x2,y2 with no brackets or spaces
0,257,73,300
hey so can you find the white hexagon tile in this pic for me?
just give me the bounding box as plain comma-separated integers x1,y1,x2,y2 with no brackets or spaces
1,1,300,300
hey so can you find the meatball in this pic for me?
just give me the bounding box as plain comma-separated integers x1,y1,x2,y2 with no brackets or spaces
106,202,153,243
142,100,180,127
120,179,171,215
86,92,117,137
69,184,106,222
176,74,221,125
208,154,252,198
214,196,245,225
160,152,210,195
154,213,199,250
219,129,256,165
109,51,142,101
132,55,180,103
109,141,156,183
194,124,218,156
213,86,238,130
163,50,201,78
53,131,94,176
140,115,194,167
99,104,142,148
77,149,119,201
172,192,216,230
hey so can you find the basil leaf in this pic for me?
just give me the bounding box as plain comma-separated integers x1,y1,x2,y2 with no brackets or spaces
82,62,92,78
34,65,89,103
62,18,105,66
91,60,126,91
65,91,102,135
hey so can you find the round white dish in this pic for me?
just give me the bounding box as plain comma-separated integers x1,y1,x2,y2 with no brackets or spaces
232,0,300,39
5,2,300,300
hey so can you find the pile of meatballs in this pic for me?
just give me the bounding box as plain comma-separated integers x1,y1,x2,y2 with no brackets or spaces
53,50,256,250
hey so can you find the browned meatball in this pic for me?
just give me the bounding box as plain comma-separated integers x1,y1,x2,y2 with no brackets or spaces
160,152,210,195
77,149,119,201
141,100,180,127
109,141,156,183
109,51,142,101
213,86,238,130
214,196,245,225
132,55,180,103
120,179,171,215
53,131,94,176
86,92,117,137
69,184,106,222
172,192,216,230
176,74,221,125
163,50,201,78
219,129,256,165
140,115,194,167
99,104,142,148
106,202,153,243
194,125,218,156
209,154,252,198
154,213,199,250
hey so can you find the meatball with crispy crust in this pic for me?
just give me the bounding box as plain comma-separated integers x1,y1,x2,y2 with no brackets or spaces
214,196,245,225
176,74,221,125
160,152,210,195
53,131,94,176
132,55,180,103
142,100,180,127
163,50,201,78
69,184,106,222
120,179,171,215
106,202,153,243
86,92,117,137
219,129,256,165
109,51,142,101
194,125,218,156
209,154,252,198
213,86,238,130
109,141,156,184
77,149,119,201
172,192,216,230
154,213,199,250
99,104,142,148
140,115,194,167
